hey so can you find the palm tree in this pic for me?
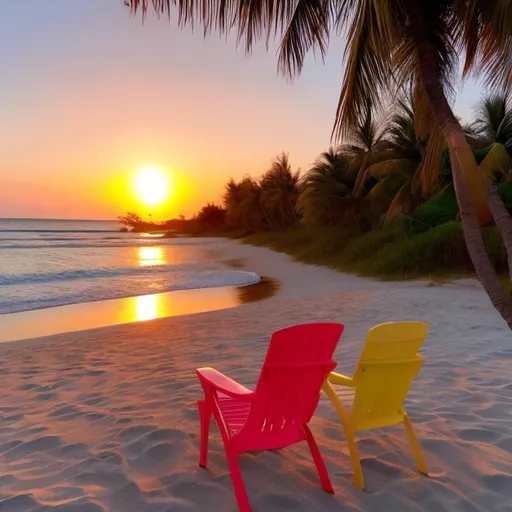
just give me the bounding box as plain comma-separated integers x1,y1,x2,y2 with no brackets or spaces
223,178,245,229
223,177,265,231
471,93,512,281
473,93,512,150
366,98,448,219
297,148,352,227
238,176,269,232
259,153,300,228
298,148,381,230
341,108,386,196
126,0,512,327
196,203,227,229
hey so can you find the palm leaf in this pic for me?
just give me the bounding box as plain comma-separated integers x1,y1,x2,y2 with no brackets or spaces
366,159,418,179
384,178,414,220
277,0,330,78
368,173,407,200
415,122,445,198
332,1,398,140
479,142,512,180
454,0,512,89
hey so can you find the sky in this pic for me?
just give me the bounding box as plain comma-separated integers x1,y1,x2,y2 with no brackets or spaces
0,0,485,220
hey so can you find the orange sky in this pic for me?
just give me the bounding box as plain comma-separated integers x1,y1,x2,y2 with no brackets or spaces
0,1,481,220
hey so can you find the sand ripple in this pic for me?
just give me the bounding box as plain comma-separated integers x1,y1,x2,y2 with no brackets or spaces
0,240,511,511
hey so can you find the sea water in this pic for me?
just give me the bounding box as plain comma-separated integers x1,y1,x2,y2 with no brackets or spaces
0,219,259,315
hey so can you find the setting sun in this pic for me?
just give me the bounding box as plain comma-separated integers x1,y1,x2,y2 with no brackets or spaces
133,166,170,207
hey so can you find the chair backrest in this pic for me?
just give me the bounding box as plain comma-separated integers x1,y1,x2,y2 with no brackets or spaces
350,321,428,431
239,323,344,450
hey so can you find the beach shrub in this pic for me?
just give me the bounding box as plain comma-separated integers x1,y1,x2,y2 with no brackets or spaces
292,227,357,265
410,185,458,233
483,226,508,271
411,182,512,234
362,222,470,277
360,222,508,278
244,227,314,253
244,226,357,268
498,182,512,212
339,225,407,267
243,221,509,280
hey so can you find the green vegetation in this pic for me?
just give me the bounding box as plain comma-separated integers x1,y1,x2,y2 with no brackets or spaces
242,223,508,282
118,94,512,287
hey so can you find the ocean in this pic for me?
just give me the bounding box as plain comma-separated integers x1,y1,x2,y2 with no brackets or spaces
0,218,259,315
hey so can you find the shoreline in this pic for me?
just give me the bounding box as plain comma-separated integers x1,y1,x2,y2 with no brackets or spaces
0,285,245,345
0,240,510,511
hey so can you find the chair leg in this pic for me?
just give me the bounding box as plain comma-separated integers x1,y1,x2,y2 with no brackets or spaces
322,381,364,490
345,428,364,490
403,414,428,475
198,400,212,468
226,450,251,512
303,424,334,494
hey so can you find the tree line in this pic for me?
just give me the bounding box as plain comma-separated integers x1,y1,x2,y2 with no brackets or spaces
125,0,512,328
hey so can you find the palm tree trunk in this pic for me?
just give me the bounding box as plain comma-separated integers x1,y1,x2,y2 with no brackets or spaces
405,1,512,328
484,177,512,281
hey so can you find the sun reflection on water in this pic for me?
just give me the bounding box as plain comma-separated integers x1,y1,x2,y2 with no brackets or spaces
134,293,163,321
138,246,165,266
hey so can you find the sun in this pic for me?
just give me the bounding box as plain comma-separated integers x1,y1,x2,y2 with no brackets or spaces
133,166,169,207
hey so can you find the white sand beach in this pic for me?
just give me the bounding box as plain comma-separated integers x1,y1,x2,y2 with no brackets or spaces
1,239,511,512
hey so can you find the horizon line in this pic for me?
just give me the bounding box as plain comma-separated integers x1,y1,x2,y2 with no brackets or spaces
0,217,117,222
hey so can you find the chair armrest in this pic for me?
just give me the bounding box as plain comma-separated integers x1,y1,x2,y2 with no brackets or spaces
328,371,355,387
196,367,253,398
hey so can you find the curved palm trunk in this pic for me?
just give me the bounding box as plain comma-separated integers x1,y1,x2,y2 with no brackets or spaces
405,1,512,328
484,178,512,281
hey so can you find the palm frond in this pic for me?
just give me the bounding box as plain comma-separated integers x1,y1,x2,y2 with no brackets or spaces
368,173,407,201
479,142,512,180
277,0,330,78
414,123,445,198
332,1,399,140
394,3,458,104
367,159,418,179
384,178,414,219
472,92,512,148
454,0,512,86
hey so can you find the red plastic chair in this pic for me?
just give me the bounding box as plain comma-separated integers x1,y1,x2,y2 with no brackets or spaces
196,322,344,511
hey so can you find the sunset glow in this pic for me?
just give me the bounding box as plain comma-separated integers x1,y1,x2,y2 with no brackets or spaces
133,167,170,207
0,2,480,222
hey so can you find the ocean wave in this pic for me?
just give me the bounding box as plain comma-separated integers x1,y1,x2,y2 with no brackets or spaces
0,242,141,250
0,269,260,315
0,263,206,286
0,236,128,242
0,229,118,233
0,238,217,250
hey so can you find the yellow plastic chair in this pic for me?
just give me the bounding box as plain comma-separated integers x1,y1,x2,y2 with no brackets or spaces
322,321,428,490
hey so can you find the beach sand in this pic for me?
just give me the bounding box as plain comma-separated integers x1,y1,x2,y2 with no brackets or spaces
1,239,511,511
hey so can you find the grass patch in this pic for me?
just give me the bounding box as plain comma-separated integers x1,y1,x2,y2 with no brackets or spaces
241,222,510,283
243,226,358,270
338,226,407,268
360,222,471,279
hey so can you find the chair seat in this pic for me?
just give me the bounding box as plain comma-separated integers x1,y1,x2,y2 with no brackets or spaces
217,395,251,436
